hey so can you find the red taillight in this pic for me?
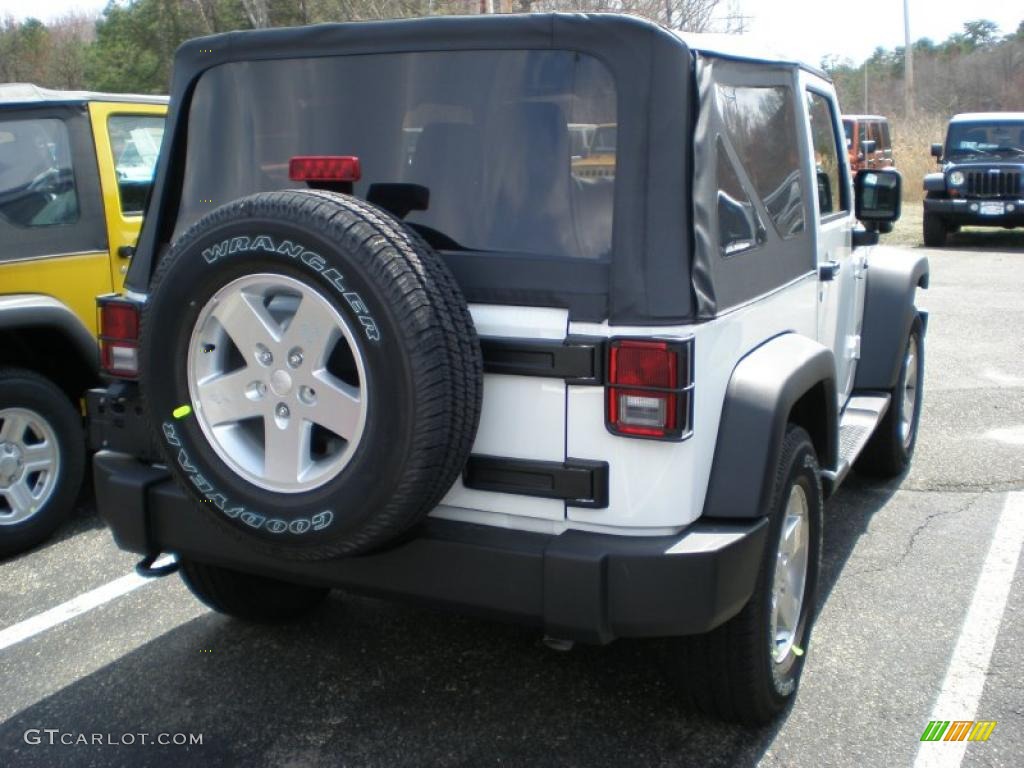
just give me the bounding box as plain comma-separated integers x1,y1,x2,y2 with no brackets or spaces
606,339,692,440
288,155,361,182
99,297,141,378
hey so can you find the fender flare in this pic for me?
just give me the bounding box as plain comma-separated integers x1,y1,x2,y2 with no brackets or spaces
922,173,946,194
0,294,99,372
854,248,929,391
702,334,837,520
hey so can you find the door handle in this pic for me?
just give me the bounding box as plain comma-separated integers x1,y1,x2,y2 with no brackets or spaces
819,260,841,281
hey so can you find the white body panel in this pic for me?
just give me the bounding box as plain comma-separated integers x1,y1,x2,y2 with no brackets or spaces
568,275,817,532
435,305,568,523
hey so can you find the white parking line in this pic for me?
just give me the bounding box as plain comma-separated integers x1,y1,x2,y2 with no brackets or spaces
0,555,175,652
913,492,1024,768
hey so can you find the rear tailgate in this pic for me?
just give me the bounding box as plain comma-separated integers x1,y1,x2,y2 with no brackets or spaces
437,305,568,525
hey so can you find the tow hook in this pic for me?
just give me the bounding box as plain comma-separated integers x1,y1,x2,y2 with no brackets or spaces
135,553,180,578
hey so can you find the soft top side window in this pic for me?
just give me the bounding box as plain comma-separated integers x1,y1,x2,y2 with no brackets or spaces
715,83,805,246
0,117,79,229
715,136,765,256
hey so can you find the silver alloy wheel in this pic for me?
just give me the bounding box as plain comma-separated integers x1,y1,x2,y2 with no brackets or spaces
187,273,368,494
770,483,810,664
900,335,919,449
0,407,61,525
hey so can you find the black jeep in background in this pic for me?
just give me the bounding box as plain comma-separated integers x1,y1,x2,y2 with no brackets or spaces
923,112,1024,247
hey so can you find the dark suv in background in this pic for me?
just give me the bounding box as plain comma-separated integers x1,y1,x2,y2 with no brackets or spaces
923,112,1024,247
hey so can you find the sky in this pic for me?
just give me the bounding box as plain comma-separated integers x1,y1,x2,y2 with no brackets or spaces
731,0,1023,66
3,0,1022,67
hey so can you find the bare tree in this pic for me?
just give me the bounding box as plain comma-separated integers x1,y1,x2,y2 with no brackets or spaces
240,0,270,28
524,0,723,31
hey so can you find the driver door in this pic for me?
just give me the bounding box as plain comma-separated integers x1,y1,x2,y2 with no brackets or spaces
804,87,859,407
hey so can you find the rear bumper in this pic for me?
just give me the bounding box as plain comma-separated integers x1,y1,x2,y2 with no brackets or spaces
94,451,768,644
923,197,1024,226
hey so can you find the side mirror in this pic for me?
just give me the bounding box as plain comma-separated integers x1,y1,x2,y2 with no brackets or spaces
930,143,943,160
861,139,877,155
855,169,901,225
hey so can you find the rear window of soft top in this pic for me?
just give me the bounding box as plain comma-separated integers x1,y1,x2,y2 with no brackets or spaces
177,50,617,261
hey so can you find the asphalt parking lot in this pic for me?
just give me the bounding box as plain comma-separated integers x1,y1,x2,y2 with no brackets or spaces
1,236,1022,768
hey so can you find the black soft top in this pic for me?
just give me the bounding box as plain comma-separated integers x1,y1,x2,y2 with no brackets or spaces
127,13,695,325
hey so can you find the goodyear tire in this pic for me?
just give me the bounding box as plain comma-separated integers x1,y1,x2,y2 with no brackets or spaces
179,558,329,622
856,317,924,478
141,190,482,559
923,212,946,248
679,426,823,724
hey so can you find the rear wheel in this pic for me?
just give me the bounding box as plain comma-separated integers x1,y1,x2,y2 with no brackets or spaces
923,212,947,247
179,558,329,622
0,369,84,558
678,426,823,724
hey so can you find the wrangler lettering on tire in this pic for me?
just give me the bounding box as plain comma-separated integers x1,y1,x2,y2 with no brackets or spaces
141,190,483,558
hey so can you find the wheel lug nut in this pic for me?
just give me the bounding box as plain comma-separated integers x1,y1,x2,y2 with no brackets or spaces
246,381,267,400
255,344,273,366
287,347,304,369
276,403,290,419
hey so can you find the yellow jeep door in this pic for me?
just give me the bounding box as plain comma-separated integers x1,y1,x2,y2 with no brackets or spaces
88,102,167,294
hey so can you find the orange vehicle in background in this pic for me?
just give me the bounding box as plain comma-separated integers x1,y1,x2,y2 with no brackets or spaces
843,115,894,171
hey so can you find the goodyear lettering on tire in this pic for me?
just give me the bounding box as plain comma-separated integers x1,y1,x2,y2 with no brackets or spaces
161,422,334,534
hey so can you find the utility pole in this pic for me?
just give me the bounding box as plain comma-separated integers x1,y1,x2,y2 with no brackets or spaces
903,0,915,115
863,61,868,113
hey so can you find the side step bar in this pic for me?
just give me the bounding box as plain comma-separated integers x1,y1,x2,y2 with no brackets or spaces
821,392,891,495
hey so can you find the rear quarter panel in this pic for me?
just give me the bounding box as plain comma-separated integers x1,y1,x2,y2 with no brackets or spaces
566,274,818,534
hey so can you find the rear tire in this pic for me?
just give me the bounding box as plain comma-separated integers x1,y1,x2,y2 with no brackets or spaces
856,318,924,478
923,212,946,247
179,558,329,622
0,369,85,559
678,426,823,724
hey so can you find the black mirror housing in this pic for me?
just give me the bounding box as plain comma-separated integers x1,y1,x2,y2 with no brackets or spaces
860,139,877,154
930,142,943,159
855,169,901,225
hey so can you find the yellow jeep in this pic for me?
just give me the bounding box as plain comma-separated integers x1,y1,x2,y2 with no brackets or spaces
571,122,617,179
0,84,166,557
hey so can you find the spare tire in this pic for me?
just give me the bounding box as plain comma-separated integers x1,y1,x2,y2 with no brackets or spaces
141,190,482,559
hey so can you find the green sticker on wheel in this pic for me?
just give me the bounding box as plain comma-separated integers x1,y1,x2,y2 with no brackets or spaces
173,404,193,419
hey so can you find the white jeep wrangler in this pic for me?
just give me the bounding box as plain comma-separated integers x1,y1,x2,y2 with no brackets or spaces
88,14,926,724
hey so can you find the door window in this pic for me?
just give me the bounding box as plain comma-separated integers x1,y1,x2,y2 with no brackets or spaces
805,92,848,218
107,115,165,215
